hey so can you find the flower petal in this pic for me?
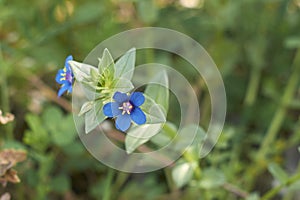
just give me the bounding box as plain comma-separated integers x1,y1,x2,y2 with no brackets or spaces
113,92,129,103
130,107,146,125
65,55,73,70
58,83,71,97
116,114,131,132
68,86,73,93
103,102,121,117
130,92,145,107
55,69,66,84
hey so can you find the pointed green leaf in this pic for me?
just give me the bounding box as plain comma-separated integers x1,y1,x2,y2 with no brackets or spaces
144,70,169,114
114,48,136,80
78,101,94,116
85,100,105,133
98,48,115,75
172,161,194,188
114,78,134,93
68,61,96,82
125,123,162,154
140,94,166,124
268,163,289,184
198,168,226,189
90,67,100,82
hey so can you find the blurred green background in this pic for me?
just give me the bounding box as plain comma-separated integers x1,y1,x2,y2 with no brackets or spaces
1,0,300,199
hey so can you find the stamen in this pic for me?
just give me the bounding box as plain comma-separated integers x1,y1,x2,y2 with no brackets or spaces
119,102,134,115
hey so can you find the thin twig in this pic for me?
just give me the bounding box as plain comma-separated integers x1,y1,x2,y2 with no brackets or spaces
223,182,249,199
28,75,72,112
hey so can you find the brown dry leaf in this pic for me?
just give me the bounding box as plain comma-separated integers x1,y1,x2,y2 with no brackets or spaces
0,169,21,187
0,110,14,125
0,149,27,186
2,169,20,183
0,149,27,166
0,193,11,200
0,163,12,177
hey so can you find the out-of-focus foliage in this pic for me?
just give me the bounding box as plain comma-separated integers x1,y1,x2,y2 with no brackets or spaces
0,0,300,199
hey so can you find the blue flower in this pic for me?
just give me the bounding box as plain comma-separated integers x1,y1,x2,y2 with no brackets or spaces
55,55,74,97
103,91,146,132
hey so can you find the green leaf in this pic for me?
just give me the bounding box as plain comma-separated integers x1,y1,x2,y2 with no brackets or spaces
50,174,71,193
23,114,49,152
78,101,94,116
125,123,162,154
150,122,177,147
198,168,226,189
98,48,115,75
140,94,166,124
114,48,136,80
172,161,194,188
136,0,158,24
85,100,105,133
246,193,260,200
69,61,100,101
42,107,63,131
174,124,206,157
68,61,96,82
50,115,76,147
268,163,289,184
70,2,104,24
2,140,27,150
285,37,300,49
90,67,100,82
69,60,95,82
125,93,167,153
40,107,76,147
62,141,85,157
114,78,134,93
144,70,169,114
287,178,300,191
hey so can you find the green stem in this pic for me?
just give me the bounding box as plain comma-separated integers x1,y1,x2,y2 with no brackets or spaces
103,168,115,200
246,49,300,188
163,122,177,138
146,48,154,63
261,172,300,200
164,168,177,192
257,49,300,160
0,44,13,139
244,66,261,106
183,153,201,180
113,172,129,193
